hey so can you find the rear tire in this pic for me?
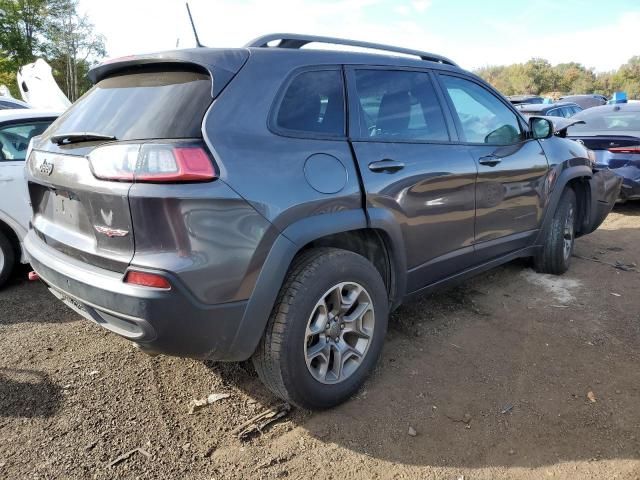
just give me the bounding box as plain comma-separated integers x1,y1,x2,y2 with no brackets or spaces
0,230,16,288
252,247,388,409
534,188,577,275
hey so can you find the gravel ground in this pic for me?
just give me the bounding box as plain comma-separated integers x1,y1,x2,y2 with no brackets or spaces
1,204,639,480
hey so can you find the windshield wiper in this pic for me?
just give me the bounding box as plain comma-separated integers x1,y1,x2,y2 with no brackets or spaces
51,132,116,145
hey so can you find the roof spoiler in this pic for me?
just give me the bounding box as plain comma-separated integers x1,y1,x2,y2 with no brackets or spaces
88,49,249,98
245,33,458,66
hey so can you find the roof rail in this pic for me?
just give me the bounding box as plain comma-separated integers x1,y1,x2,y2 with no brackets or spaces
245,33,458,67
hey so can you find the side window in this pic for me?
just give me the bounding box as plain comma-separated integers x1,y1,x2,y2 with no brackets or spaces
353,69,449,141
0,121,51,162
275,69,345,137
440,75,523,145
547,108,561,117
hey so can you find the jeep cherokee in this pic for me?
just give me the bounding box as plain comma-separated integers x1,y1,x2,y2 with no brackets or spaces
24,34,622,409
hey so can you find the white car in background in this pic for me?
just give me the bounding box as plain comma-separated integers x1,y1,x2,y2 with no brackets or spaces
18,59,71,111
0,109,58,287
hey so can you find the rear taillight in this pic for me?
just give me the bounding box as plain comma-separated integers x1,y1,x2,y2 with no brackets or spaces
88,142,217,183
124,270,171,289
608,145,640,154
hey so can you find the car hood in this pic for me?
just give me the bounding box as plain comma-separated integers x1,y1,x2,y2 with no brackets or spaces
17,59,71,111
536,116,586,137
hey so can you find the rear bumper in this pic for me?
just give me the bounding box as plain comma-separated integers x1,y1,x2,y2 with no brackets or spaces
24,230,250,360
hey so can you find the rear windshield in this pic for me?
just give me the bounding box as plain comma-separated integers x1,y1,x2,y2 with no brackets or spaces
49,69,212,140
568,108,640,133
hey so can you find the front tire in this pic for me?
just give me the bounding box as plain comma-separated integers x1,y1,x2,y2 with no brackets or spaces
0,230,16,288
252,248,388,409
534,188,577,275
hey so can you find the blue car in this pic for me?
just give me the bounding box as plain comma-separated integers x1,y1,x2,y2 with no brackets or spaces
567,104,640,202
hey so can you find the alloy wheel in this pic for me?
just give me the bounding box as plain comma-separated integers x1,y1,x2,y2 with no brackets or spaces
304,282,375,384
563,205,575,260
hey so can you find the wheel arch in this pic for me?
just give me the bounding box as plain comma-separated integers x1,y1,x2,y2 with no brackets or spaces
0,215,24,263
567,176,591,236
226,208,407,361
536,165,592,244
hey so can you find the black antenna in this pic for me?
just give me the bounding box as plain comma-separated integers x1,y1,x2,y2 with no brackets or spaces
185,2,204,48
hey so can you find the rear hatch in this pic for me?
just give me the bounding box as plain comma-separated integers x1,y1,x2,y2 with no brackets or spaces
27,51,248,273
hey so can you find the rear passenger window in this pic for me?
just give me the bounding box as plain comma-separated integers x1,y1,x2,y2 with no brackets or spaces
276,70,345,136
353,70,449,141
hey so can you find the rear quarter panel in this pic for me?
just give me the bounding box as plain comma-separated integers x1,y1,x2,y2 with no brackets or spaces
203,52,363,239
128,180,278,304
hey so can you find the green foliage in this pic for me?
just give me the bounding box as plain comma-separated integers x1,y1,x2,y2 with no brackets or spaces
612,56,640,99
0,56,18,96
475,57,640,99
0,0,105,100
0,0,48,63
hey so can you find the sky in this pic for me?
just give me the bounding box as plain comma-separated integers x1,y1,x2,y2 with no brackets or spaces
79,0,640,72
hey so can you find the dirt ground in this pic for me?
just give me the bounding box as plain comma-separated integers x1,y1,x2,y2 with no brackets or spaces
1,205,639,480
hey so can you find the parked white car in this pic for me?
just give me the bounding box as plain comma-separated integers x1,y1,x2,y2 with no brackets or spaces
0,109,58,287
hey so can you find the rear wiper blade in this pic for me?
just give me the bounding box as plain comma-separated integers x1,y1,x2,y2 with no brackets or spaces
51,132,116,145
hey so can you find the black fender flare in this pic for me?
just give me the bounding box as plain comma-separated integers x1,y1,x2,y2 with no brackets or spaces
366,207,408,309
535,165,592,245
226,208,407,361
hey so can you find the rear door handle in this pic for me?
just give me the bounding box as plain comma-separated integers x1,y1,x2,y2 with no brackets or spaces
368,159,405,173
478,155,502,167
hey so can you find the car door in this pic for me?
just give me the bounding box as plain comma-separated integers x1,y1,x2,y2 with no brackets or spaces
346,66,478,292
0,120,53,233
436,73,549,260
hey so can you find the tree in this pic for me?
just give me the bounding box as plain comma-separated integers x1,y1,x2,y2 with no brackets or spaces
475,56,640,99
612,56,640,99
475,65,515,94
0,0,52,96
0,0,49,64
554,62,595,94
0,55,18,95
0,0,105,100
520,59,558,94
45,0,105,101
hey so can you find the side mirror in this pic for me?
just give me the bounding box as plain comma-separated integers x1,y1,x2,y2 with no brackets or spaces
530,117,553,139
484,124,521,145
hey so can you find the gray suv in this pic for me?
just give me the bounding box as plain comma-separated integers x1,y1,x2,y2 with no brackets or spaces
24,34,621,409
